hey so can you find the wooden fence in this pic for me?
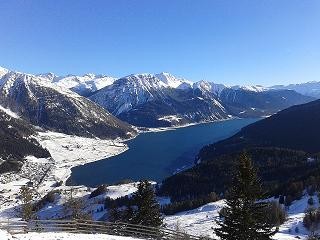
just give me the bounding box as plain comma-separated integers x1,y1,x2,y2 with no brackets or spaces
0,219,210,240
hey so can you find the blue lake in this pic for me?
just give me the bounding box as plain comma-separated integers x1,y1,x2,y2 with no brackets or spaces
70,118,259,187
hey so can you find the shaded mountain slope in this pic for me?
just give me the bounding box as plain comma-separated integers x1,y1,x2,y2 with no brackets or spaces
160,99,320,200
0,71,136,139
0,107,50,173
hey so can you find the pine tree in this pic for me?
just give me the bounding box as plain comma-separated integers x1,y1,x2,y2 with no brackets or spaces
19,185,35,220
123,202,134,223
131,180,163,227
108,201,121,222
215,152,276,240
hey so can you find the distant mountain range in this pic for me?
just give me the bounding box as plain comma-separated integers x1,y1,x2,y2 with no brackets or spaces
1,67,317,128
271,81,320,98
88,73,314,127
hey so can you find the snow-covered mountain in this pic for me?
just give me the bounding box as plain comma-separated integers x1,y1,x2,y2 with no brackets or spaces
155,72,190,88
38,72,116,97
272,81,320,99
231,84,267,92
89,73,313,127
89,74,231,127
218,87,314,118
193,80,226,97
0,68,136,139
0,66,314,128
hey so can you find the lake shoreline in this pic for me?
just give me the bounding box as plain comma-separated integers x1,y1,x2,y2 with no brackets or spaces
138,116,237,133
70,118,259,187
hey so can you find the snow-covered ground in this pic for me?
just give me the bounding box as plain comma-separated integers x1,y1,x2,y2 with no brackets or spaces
165,200,225,238
165,195,318,240
35,131,128,184
1,191,316,240
0,230,142,240
158,115,183,123
0,130,129,221
36,182,141,220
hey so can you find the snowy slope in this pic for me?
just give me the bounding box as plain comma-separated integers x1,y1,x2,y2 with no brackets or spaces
155,72,191,88
0,230,143,240
165,195,317,240
0,170,314,240
89,73,231,127
0,104,20,119
90,73,170,115
0,70,136,139
193,80,226,97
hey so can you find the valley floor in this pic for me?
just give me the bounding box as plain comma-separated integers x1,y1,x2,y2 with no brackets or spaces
0,130,128,220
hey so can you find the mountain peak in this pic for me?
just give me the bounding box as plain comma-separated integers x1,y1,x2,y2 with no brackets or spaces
193,80,226,95
0,66,9,78
155,72,186,88
83,73,96,78
37,72,58,81
231,85,267,92
128,73,154,78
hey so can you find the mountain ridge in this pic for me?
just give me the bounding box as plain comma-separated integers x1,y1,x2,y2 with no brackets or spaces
89,73,314,127
0,106,51,174
0,70,136,139
0,66,316,128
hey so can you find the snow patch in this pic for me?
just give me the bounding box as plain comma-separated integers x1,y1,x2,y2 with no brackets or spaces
164,194,318,239
158,115,182,123
0,105,20,119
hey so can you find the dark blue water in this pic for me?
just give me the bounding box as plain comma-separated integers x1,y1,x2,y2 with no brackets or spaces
70,118,259,186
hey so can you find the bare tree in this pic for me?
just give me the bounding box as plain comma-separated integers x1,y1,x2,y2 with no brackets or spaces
63,187,91,220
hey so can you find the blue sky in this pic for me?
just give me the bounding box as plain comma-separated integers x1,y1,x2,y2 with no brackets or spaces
0,0,319,86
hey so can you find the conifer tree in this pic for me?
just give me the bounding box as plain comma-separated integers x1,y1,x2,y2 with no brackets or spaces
123,202,134,223
131,180,163,227
215,152,276,240
108,201,121,222
19,185,35,220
